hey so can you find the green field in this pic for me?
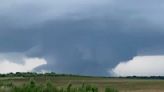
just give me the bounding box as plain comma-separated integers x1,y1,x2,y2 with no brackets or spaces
1,76,164,92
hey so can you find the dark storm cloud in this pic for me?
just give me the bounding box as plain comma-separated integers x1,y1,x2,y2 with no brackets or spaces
34,19,164,76
0,0,164,76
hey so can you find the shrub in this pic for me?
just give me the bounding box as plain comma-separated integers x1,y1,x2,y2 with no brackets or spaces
8,79,119,92
11,79,42,92
105,87,118,92
42,80,57,92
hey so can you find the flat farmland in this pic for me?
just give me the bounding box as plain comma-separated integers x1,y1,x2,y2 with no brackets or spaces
1,76,164,92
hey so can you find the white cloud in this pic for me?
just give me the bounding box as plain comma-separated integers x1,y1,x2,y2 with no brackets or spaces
0,53,47,74
111,55,164,76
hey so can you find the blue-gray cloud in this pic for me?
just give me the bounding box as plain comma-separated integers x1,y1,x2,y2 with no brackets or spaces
0,0,164,76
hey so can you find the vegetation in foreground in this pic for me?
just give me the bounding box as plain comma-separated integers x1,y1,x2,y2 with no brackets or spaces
0,79,118,92
1,72,164,92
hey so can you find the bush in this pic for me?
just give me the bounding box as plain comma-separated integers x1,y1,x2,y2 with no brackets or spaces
42,80,57,92
2,79,119,92
105,87,118,92
11,79,42,92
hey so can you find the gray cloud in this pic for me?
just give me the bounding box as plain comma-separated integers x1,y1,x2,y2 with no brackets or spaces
0,0,164,76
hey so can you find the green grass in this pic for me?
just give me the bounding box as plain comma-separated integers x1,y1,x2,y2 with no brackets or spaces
1,76,164,92
0,77,117,92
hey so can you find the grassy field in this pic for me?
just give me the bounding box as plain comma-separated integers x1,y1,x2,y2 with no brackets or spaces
0,76,164,92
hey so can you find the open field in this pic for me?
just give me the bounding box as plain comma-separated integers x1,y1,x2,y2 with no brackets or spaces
1,76,164,92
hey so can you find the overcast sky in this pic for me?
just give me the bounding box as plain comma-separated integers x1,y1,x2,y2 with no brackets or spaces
0,0,164,76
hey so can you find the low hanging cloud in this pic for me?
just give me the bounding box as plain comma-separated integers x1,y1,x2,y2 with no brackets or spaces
0,53,47,74
0,0,164,76
112,55,164,76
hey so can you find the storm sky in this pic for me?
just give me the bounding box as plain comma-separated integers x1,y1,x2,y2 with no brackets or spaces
0,0,164,76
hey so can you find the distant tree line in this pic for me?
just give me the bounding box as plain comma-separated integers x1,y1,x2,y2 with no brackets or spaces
0,72,92,78
119,76,164,80
0,72,55,77
0,72,164,79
